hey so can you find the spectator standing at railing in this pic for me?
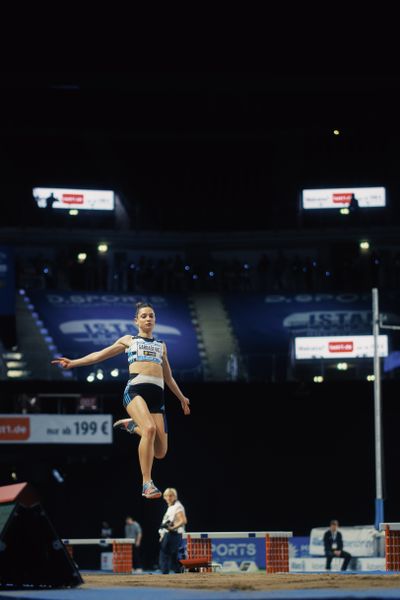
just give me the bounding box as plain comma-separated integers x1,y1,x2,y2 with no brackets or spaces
125,515,143,572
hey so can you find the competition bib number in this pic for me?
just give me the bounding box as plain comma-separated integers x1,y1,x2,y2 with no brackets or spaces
136,341,163,363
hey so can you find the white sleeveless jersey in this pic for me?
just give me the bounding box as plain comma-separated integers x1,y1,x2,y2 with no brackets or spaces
125,335,164,365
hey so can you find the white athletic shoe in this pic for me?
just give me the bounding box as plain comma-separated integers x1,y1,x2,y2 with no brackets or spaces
142,480,162,499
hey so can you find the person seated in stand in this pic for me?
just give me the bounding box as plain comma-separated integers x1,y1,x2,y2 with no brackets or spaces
323,519,352,571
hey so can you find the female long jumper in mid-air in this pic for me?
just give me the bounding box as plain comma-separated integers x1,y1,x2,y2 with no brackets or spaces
51,302,191,499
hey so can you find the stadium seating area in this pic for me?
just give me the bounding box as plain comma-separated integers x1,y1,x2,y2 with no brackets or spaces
2,285,400,382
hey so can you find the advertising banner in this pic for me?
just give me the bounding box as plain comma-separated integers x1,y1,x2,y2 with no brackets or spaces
294,335,388,360
33,187,115,211
0,414,112,444
207,535,308,568
224,292,400,359
26,292,201,378
289,536,310,557
302,187,386,210
211,537,265,568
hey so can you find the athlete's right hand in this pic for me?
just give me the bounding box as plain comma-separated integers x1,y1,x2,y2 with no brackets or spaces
51,357,74,369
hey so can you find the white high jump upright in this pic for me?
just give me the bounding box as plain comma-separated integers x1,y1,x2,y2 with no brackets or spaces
372,287,400,529
372,288,384,530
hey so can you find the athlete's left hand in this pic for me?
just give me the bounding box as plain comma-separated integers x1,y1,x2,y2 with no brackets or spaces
180,396,190,415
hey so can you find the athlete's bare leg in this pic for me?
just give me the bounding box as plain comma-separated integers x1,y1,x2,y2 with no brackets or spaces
115,416,167,456
125,395,156,484
122,413,168,458
152,413,168,459
114,414,167,459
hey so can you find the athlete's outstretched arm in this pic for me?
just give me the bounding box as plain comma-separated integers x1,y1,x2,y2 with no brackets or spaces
51,336,130,369
162,344,190,415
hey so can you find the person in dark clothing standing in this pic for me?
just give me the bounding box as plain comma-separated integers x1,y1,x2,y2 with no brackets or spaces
323,519,352,571
125,515,143,572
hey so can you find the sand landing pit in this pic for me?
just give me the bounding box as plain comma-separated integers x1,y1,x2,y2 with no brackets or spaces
81,572,400,592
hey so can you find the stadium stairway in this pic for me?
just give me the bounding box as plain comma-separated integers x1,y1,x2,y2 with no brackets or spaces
189,293,244,381
15,293,66,380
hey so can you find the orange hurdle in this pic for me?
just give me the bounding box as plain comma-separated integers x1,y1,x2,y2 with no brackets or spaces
183,531,292,573
380,524,400,571
62,538,136,574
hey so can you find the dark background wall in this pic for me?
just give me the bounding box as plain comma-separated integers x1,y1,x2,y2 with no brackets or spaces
2,70,400,569
1,380,399,568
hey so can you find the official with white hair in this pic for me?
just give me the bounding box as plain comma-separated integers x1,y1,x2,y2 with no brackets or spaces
159,488,187,574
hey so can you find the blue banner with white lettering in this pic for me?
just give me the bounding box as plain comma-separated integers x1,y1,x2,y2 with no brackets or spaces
0,247,15,315
224,291,400,356
27,292,202,381
289,536,310,558
195,536,310,568
384,351,400,373
211,537,265,568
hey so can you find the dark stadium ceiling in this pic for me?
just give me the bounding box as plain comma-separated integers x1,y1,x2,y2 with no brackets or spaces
1,71,400,231
1,71,400,138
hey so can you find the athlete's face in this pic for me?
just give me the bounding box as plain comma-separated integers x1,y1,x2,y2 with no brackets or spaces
136,307,155,333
